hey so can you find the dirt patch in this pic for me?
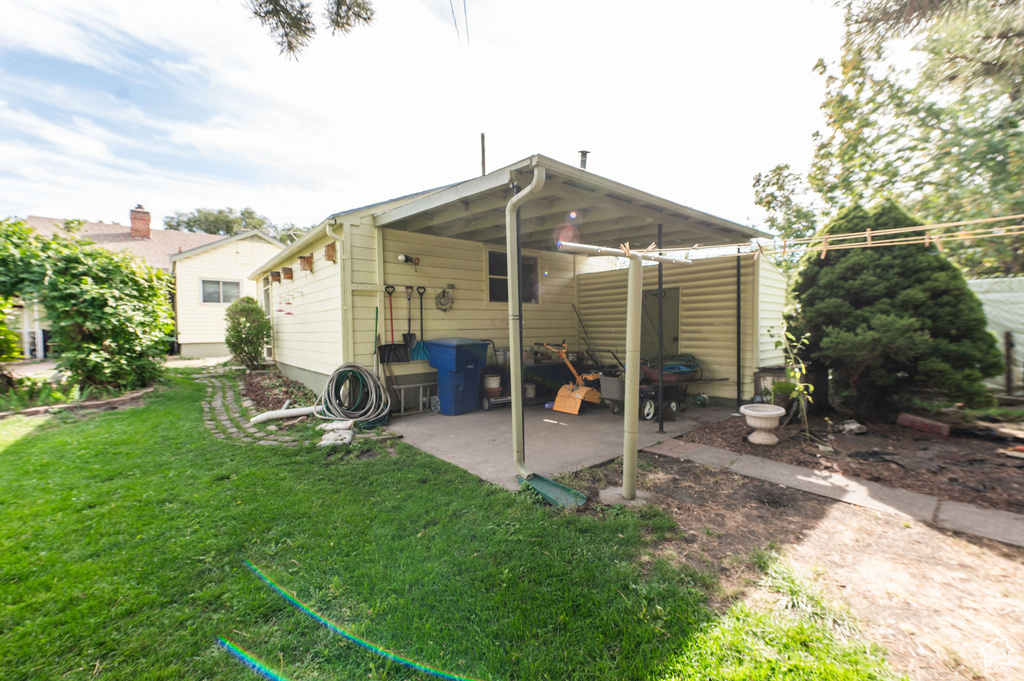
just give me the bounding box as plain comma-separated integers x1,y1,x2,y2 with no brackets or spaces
242,372,318,415
677,416,1024,514
570,452,1024,681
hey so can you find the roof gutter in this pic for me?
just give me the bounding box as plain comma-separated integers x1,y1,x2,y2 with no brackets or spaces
506,163,546,480
249,219,335,279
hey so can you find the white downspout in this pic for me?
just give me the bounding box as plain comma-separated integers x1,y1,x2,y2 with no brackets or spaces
506,165,546,479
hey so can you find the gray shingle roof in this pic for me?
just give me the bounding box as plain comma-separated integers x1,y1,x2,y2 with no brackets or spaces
24,216,228,271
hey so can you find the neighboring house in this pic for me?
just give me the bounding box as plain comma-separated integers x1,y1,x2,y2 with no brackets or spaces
967,275,1023,396
251,154,787,407
17,206,284,358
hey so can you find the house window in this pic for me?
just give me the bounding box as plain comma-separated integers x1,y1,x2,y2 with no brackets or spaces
488,250,539,304
201,279,241,304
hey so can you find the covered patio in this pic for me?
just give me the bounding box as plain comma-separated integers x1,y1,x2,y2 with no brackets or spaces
375,154,771,499
256,152,779,501
390,402,734,491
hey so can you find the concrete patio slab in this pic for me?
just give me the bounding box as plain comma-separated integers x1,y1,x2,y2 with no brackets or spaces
390,404,733,490
729,454,940,522
936,500,1024,547
599,487,652,507
652,441,744,468
647,439,1023,546
393,403,1024,547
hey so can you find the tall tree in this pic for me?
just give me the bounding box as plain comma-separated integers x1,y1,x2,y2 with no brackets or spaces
246,0,375,55
752,164,822,277
849,0,1024,101
755,23,1024,276
164,207,308,244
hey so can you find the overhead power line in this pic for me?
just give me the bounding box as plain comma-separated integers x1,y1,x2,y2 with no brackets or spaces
448,0,460,40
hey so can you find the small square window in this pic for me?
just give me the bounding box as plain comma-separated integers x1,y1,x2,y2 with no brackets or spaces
488,251,538,304
222,282,240,303
202,280,221,303
201,280,241,304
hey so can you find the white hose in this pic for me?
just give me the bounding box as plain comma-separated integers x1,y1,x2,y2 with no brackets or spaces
249,406,316,424
314,363,391,423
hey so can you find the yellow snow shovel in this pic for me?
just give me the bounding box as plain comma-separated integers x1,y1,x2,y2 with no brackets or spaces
539,343,602,415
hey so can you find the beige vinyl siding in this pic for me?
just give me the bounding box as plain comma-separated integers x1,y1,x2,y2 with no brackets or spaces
577,253,776,402
756,256,788,368
174,236,282,348
266,234,345,376
356,227,581,377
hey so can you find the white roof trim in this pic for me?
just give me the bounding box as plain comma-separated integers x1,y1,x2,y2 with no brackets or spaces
170,230,283,264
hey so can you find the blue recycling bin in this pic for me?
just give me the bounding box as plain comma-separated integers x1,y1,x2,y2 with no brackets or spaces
424,338,489,415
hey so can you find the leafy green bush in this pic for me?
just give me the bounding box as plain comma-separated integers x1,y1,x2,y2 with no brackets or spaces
0,376,97,412
0,297,21,390
225,296,272,370
791,202,1003,416
0,219,174,390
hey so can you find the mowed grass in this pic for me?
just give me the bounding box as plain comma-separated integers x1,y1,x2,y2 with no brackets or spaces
1,378,900,680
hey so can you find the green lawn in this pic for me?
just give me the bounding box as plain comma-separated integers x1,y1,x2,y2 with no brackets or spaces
0,377,900,680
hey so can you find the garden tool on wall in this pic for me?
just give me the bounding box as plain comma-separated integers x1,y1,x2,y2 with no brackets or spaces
403,286,416,348
410,286,429,361
379,285,409,363
536,342,602,415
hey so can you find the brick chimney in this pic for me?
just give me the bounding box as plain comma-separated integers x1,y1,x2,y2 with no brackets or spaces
130,204,151,239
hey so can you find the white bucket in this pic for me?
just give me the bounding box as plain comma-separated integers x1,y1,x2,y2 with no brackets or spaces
484,374,501,390
495,348,509,365
525,383,537,399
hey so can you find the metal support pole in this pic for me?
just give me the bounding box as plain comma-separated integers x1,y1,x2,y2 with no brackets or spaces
1007,331,1015,396
623,255,643,500
657,223,665,434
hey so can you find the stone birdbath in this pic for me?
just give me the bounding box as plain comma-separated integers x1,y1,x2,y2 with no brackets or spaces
739,403,787,445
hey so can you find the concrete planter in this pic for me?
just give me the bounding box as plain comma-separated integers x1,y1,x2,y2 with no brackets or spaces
739,403,787,445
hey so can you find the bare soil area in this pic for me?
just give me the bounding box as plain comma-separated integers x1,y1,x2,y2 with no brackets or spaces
241,371,317,414
563,452,1024,681
676,416,1024,514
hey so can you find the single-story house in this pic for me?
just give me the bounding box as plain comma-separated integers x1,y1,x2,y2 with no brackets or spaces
16,206,284,358
251,154,786,407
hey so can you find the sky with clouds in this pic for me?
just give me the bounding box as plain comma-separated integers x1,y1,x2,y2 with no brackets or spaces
0,0,845,232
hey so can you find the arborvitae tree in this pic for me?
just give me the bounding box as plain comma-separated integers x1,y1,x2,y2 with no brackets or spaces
791,202,1003,416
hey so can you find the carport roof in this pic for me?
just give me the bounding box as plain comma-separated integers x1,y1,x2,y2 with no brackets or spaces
370,154,768,252
253,154,768,277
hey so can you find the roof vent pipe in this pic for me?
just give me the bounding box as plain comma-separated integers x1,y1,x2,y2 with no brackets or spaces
579,150,589,169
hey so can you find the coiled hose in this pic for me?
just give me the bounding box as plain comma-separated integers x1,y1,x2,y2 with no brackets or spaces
314,363,391,425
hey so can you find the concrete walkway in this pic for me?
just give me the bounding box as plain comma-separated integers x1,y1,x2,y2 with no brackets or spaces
196,367,299,447
1,355,233,379
644,440,1024,548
